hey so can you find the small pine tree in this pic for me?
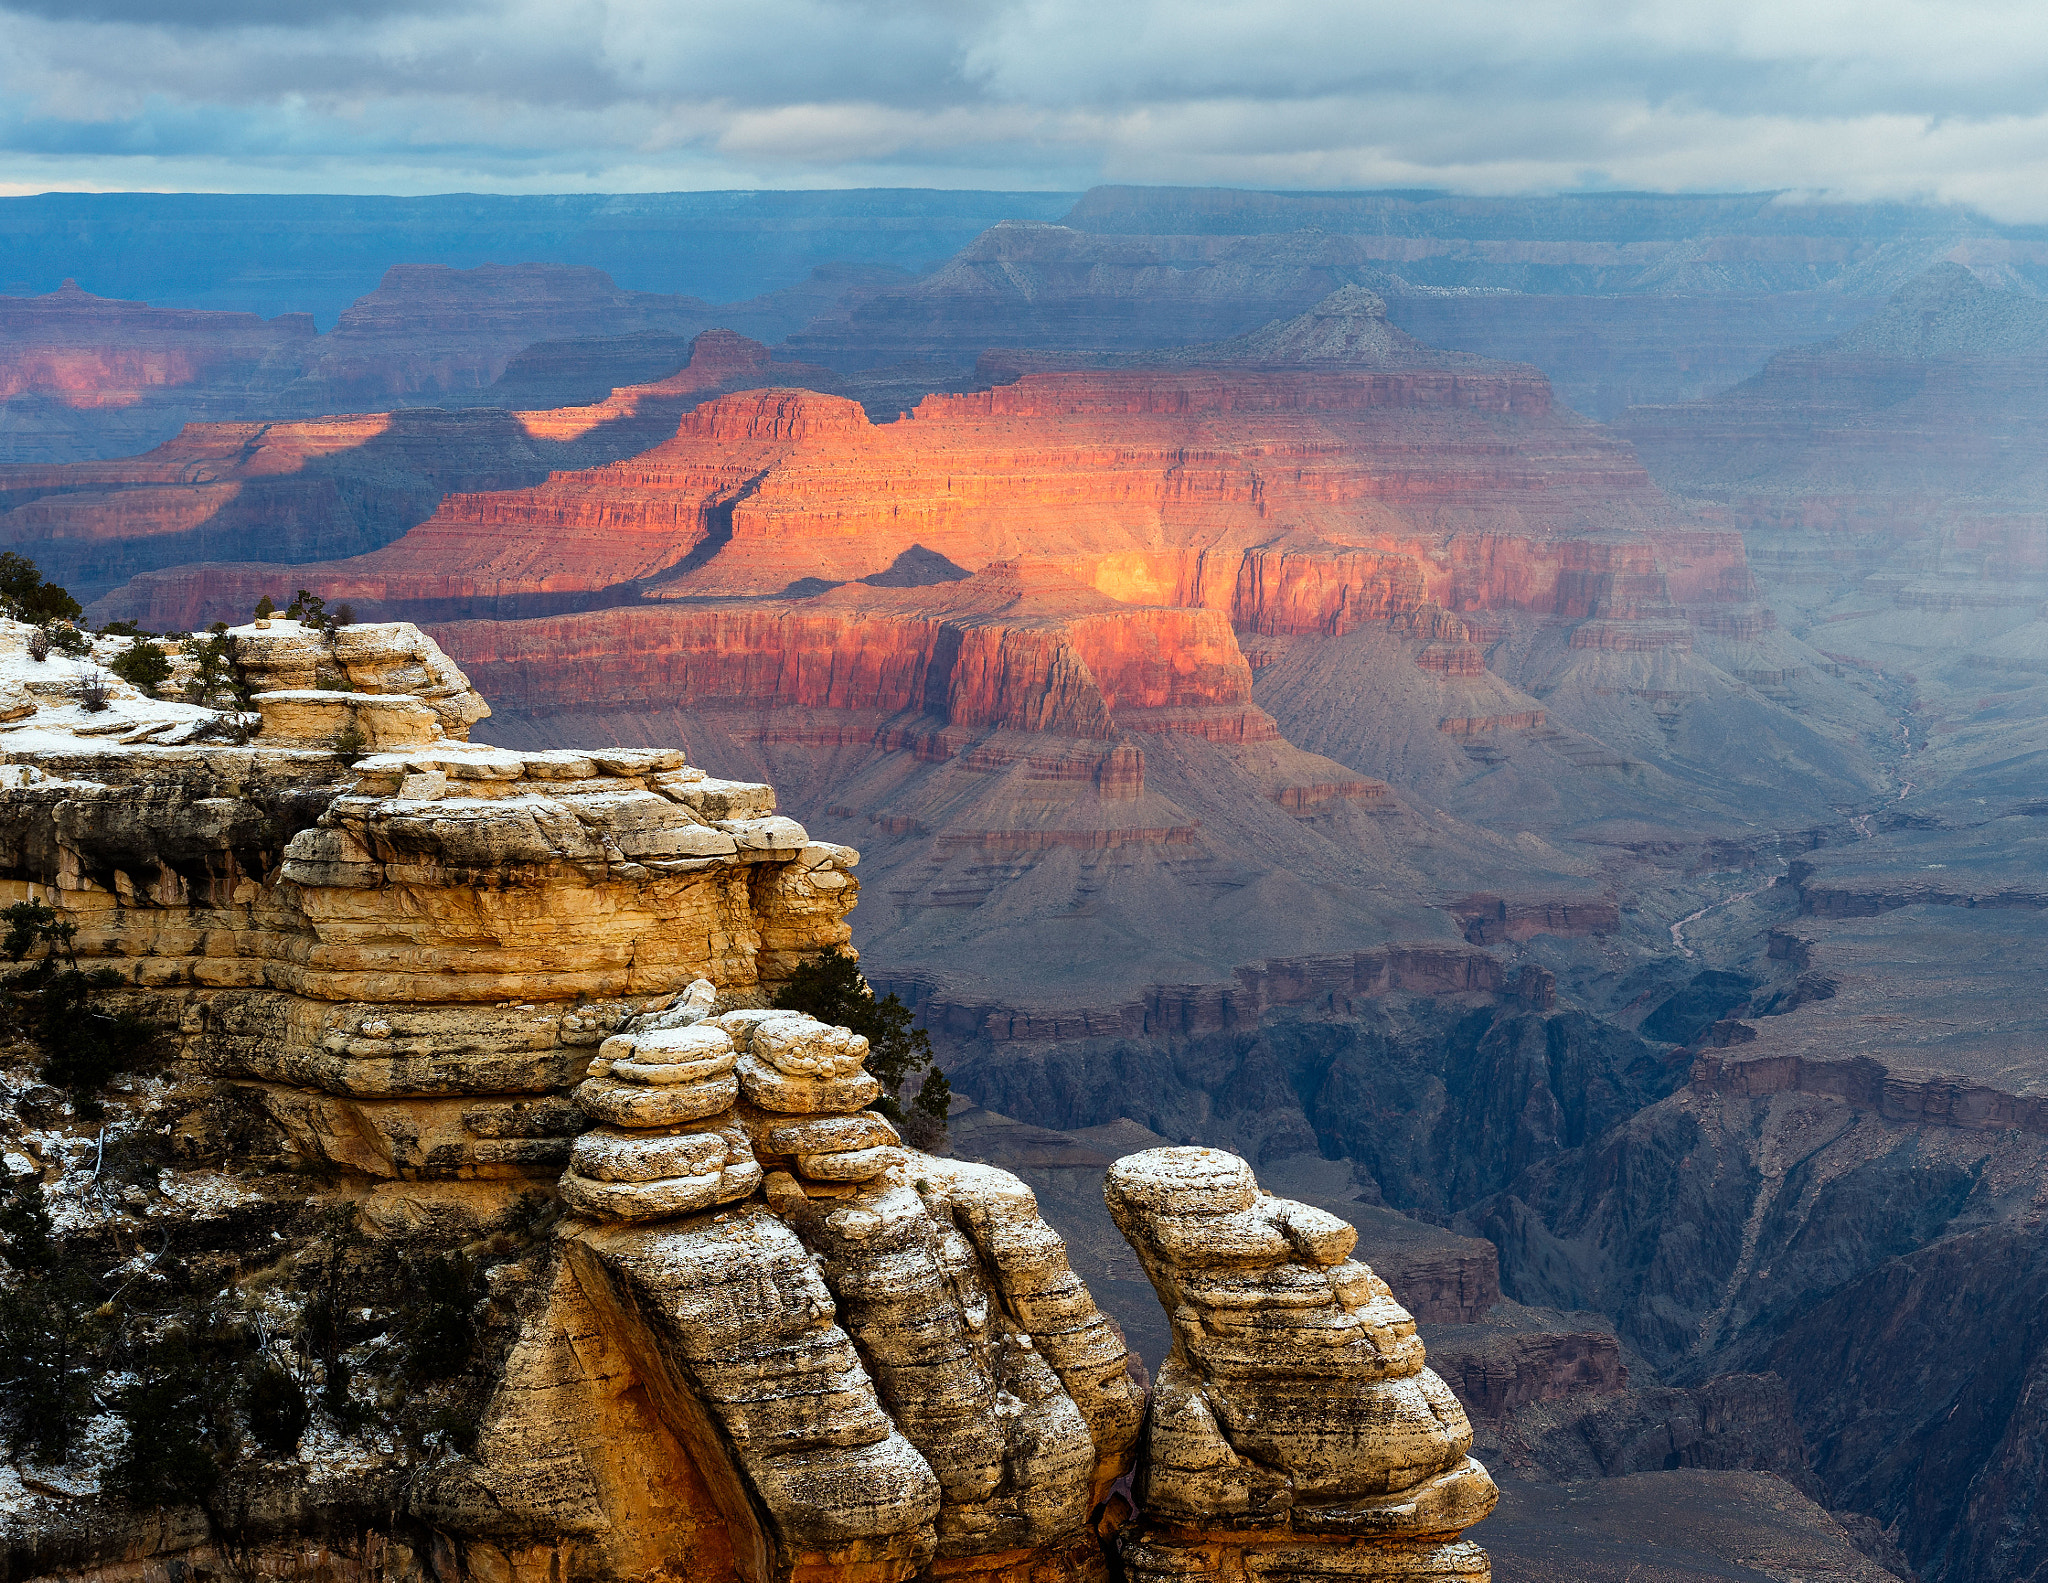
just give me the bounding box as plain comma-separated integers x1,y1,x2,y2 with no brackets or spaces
109,638,172,693
0,553,81,625
253,595,276,621
284,589,329,631
773,950,949,1128
297,1203,367,1429
44,623,90,658
182,632,248,713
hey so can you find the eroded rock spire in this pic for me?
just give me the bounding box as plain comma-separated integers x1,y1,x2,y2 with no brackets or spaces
1106,1146,1497,1581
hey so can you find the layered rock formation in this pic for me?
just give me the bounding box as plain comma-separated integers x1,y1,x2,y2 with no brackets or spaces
778,189,1993,413
92,290,1747,631
273,263,756,413
0,280,316,464
1621,265,2048,559
522,1002,1151,1583
0,189,1067,331
1105,1147,1496,1582
2,330,832,603
0,616,864,1182
0,616,1174,1583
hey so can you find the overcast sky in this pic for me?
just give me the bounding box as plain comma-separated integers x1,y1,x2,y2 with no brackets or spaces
5,0,2048,216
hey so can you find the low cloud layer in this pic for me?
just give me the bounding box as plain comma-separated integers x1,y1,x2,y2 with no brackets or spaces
5,0,2048,217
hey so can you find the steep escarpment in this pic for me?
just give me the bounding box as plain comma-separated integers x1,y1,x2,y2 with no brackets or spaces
2,330,830,603
442,562,1268,745
0,280,315,464
0,622,1522,1583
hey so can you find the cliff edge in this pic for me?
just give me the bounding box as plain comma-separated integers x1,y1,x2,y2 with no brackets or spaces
0,620,1492,1583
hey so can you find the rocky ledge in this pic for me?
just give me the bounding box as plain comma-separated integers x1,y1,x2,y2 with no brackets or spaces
0,620,1491,1583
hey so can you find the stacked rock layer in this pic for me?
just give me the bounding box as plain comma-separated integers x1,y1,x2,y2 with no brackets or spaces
0,618,859,1183
1106,1147,1498,1582
0,616,1490,1583
491,986,1150,1583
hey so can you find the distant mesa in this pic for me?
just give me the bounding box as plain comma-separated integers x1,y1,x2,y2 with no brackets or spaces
979,285,1507,379
0,328,837,603
1823,261,2048,359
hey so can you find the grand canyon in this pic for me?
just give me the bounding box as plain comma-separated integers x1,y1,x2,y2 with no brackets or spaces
2,179,2045,1583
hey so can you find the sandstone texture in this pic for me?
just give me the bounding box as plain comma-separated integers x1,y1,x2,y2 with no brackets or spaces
0,617,863,1184
1104,1147,1495,1581
0,615,1174,1583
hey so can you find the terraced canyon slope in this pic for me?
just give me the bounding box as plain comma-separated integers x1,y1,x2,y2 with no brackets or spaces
84,292,1883,1033
0,330,837,603
1389,260,2048,1583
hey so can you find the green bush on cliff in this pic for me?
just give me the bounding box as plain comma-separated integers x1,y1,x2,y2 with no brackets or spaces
181,631,246,710
405,1251,480,1381
243,1359,310,1457
108,1318,236,1508
41,623,90,659
0,901,158,1108
108,637,172,693
773,950,952,1136
0,553,81,626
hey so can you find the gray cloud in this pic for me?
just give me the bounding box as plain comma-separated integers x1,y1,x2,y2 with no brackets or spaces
3,0,2048,217
0,0,466,24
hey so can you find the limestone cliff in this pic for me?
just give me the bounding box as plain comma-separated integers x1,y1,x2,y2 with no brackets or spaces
0,618,1484,1583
